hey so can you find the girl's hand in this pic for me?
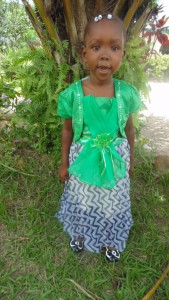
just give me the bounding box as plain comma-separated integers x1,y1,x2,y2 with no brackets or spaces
129,161,134,177
58,164,69,183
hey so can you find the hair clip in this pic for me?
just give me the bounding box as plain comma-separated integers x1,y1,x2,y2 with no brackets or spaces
94,14,113,22
94,15,103,22
107,14,113,20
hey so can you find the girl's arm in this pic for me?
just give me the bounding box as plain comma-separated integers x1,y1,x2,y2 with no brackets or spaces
125,115,135,176
58,119,73,183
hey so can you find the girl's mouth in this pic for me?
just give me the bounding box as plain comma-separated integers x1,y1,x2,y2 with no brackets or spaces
97,66,111,73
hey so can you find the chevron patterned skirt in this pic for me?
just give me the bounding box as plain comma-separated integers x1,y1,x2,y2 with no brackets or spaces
56,140,133,253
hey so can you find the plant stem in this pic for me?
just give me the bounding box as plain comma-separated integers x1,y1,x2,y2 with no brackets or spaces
142,265,169,300
0,162,39,177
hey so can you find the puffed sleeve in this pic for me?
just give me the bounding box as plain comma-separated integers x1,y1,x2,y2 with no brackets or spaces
57,89,73,119
129,85,142,114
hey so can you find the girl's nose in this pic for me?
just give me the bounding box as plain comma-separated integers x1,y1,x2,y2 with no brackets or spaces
100,54,109,60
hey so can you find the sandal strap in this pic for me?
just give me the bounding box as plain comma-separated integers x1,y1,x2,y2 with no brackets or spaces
106,247,120,261
70,239,84,252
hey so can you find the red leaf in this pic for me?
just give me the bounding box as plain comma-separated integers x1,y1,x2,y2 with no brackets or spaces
162,34,169,44
143,31,151,38
157,33,169,45
156,16,169,28
143,30,154,39
157,35,164,45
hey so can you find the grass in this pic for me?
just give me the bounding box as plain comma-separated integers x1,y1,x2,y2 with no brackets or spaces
0,143,169,300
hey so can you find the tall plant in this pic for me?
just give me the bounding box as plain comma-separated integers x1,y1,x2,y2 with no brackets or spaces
142,15,169,58
0,43,81,153
0,0,36,50
21,0,158,67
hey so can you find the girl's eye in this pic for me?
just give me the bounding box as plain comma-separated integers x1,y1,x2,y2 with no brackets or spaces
111,45,120,51
92,45,100,51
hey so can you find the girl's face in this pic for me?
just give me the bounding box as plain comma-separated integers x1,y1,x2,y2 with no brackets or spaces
82,19,125,83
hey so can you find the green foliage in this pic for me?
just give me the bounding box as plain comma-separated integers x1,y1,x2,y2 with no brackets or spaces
116,37,150,98
0,53,18,102
159,44,169,55
146,54,169,81
115,37,150,133
0,0,36,50
0,46,76,153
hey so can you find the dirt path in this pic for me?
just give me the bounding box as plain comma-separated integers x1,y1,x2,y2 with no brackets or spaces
141,82,169,155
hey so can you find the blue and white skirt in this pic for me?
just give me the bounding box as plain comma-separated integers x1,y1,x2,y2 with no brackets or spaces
55,139,133,253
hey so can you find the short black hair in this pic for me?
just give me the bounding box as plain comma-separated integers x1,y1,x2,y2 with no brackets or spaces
84,14,126,44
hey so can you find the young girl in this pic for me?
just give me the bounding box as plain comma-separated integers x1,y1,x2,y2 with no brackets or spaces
55,14,141,262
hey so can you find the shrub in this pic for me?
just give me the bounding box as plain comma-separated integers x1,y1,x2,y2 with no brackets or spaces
146,54,169,81
116,37,150,98
0,47,68,154
159,44,169,55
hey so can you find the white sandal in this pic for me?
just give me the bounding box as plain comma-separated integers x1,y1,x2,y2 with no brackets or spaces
70,239,84,252
105,247,120,262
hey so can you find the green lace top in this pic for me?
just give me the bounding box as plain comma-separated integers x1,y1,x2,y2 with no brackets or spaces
80,96,118,141
57,78,142,188
57,78,142,141
68,95,126,188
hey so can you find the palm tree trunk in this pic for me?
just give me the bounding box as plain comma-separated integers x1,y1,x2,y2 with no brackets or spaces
33,0,62,63
22,0,53,58
74,0,87,42
132,3,152,36
113,0,127,16
94,0,105,13
62,0,78,47
124,0,144,29
22,0,156,64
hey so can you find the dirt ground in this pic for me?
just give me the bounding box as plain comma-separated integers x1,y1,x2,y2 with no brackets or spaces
141,82,169,155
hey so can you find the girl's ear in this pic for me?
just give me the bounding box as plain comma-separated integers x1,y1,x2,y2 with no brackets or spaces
81,45,87,62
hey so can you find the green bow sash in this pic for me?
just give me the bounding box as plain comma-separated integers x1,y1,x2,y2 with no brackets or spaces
68,133,127,189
